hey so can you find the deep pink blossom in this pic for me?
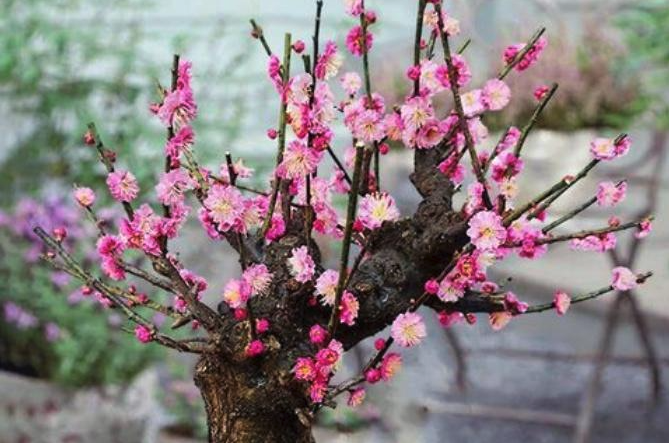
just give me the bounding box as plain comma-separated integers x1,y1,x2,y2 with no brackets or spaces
345,25,373,57
134,325,153,343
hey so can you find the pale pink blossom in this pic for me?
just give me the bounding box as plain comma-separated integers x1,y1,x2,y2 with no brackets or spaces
438,311,465,328
461,89,485,116
553,290,571,315
482,79,511,111
203,184,245,232
467,210,506,250
596,181,627,207
347,388,366,407
242,264,273,296
222,278,251,309
74,187,96,207
340,291,359,326
503,37,547,72
489,311,513,331
316,269,339,305
276,141,323,179
340,72,362,96
288,246,315,283
358,193,400,230
391,312,426,347
635,218,652,239
611,267,638,291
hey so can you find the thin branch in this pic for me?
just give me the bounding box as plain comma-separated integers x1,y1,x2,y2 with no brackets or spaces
434,2,492,209
328,144,365,337
524,271,653,314
513,82,558,156
261,33,292,238
249,19,273,56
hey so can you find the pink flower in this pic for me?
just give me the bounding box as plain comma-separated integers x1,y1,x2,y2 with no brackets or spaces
437,277,465,302
435,55,471,89
611,267,638,291
156,169,195,206
74,187,96,207
553,290,571,316
353,109,386,143
460,89,485,116
590,136,631,161
256,318,270,334
164,125,194,166
482,79,511,111
438,311,465,328
203,184,245,232
400,96,434,131
495,126,521,153
503,37,547,71
467,210,506,250
596,181,626,207
222,278,251,309
365,368,382,383
534,85,550,101
157,61,197,128
503,292,528,314
391,312,426,347
347,388,366,407
489,311,512,331
276,141,323,179
380,353,402,381
242,263,273,296
491,152,524,183
315,41,342,80
424,279,439,295
340,291,359,326
415,118,444,149
245,339,265,357
288,246,315,283
340,72,362,96
635,218,652,239
293,357,317,381
309,324,328,344
106,170,139,202
344,0,363,16
345,25,373,57
316,269,339,305
134,325,153,343
310,381,327,403
358,193,400,230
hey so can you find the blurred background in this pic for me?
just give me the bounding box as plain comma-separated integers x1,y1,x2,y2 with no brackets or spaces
0,0,667,442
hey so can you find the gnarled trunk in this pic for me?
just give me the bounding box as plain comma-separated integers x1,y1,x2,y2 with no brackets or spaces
194,354,315,443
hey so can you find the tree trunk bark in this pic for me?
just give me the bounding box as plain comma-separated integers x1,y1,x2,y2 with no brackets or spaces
194,354,315,443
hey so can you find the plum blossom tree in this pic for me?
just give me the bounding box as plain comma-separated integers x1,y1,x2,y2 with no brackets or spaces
34,1,654,442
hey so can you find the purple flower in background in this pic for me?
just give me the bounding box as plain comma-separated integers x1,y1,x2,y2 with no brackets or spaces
50,271,71,288
44,322,61,342
4,302,22,322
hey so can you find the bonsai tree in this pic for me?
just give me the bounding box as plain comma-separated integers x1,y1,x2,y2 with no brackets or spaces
34,1,654,441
